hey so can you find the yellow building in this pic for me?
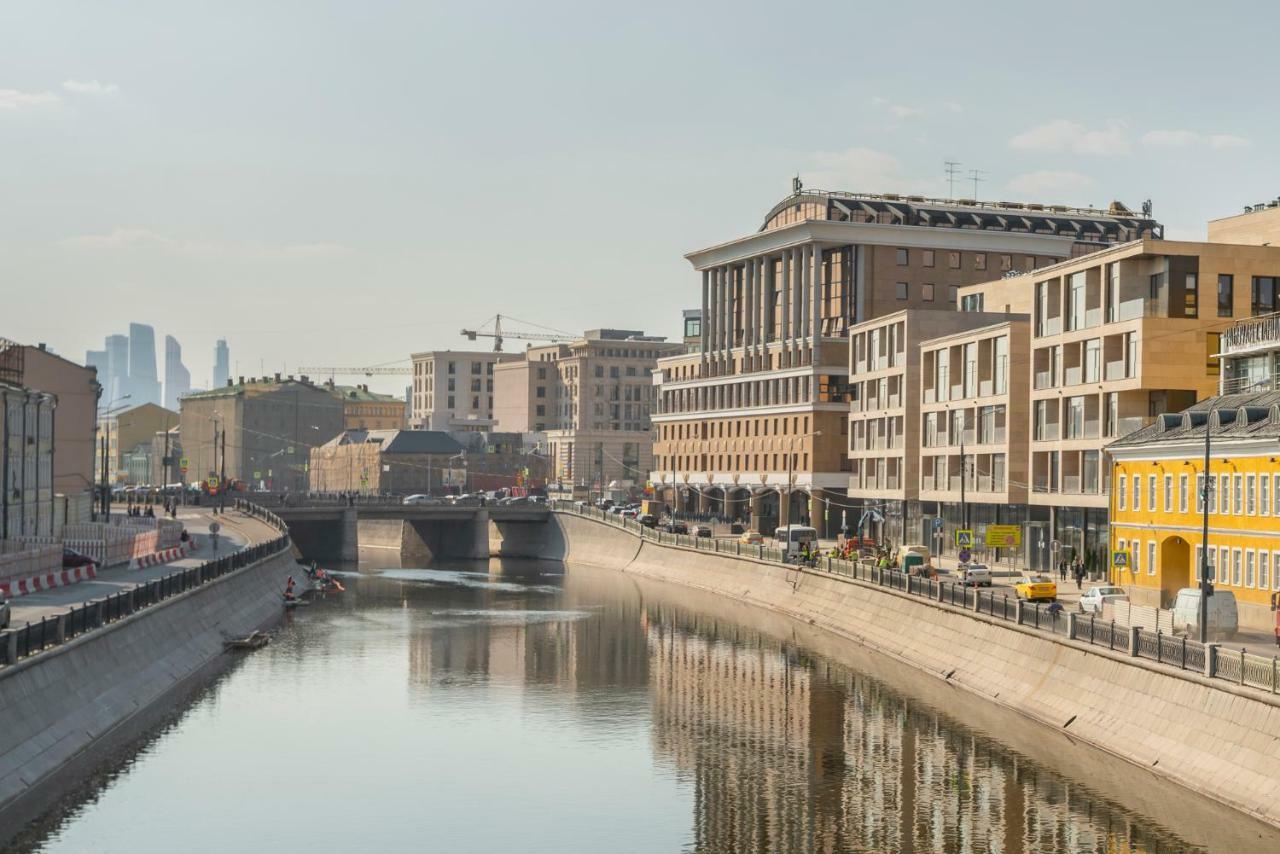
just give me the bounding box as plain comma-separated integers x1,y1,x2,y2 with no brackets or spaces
323,382,406,430
1108,389,1280,631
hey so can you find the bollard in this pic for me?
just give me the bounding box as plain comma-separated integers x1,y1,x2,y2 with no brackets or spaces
55,613,67,644
1128,626,1141,657
1066,612,1078,639
937,583,946,604
93,600,105,628
1,631,14,664
1204,643,1220,678
1014,599,1024,625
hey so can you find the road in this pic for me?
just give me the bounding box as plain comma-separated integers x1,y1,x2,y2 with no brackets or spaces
5,508,282,626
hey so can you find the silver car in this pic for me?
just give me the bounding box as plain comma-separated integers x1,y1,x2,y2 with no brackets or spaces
1079,585,1128,614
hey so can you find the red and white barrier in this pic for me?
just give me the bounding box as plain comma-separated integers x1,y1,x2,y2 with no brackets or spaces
0,564,98,599
130,544,189,570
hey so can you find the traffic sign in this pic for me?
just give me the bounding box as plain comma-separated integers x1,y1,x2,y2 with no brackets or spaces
179,456,189,468
253,471,261,480
955,529,974,548
207,476,219,488
1113,550,1130,569
986,524,1021,548
932,517,945,532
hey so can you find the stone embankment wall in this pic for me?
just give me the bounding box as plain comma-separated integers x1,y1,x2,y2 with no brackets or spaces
552,511,1280,830
0,548,300,843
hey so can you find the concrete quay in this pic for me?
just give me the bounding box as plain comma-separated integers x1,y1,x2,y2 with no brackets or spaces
551,510,1280,830
0,509,300,846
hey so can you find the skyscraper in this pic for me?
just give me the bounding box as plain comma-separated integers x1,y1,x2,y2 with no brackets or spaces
163,335,191,410
127,323,161,406
103,334,130,404
85,349,107,378
213,339,230,389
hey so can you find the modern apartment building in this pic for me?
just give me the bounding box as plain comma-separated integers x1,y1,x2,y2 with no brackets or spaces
493,330,681,491
652,187,1159,535
959,236,1280,569
846,309,1030,553
179,375,344,491
409,350,516,432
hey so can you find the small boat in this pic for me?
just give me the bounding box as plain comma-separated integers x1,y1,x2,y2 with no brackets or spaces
224,631,270,650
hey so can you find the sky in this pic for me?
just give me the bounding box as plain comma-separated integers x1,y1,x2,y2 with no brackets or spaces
3,0,1278,396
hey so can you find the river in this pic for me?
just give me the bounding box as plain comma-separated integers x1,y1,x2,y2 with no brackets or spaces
11,557,1280,853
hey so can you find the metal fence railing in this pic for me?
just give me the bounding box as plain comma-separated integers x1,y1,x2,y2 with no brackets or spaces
0,502,291,668
553,501,1280,697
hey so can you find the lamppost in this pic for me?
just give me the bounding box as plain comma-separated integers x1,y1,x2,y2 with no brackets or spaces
96,395,132,519
781,430,822,541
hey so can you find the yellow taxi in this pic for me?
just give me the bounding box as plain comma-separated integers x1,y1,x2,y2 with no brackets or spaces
1014,574,1057,602
738,531,764,545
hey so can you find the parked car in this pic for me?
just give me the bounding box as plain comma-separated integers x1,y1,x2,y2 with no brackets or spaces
695,525,713,538
0,598,10,630
62,547,99,569
1172,588,1238,640
621,508,639,519
739,531,764,545
1079,585,1129,614
528,495,547,505
638,514,658,528
959,564,993,587
402,494,435,505
1014,574,1057,602
663,521,688,534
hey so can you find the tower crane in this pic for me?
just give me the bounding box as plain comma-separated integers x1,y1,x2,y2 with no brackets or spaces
296,364,411,381
460,314,574,352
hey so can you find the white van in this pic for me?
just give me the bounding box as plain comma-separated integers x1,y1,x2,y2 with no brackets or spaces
1172,588,1238,640
774,526,818,558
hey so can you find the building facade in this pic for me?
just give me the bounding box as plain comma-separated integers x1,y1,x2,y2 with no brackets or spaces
959,236,1280,570
98,402,177,485
309,429,463,494
213,339,230,390
0,381,57,539
127,322,161,407
163,334,191,411
323,381,406,430
180,375,345,491
409,350,516,432
493,330,682,493
652,188,1158,535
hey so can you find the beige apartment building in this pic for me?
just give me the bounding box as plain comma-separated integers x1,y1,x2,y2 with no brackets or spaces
954,230,1280,570
493,330,681,492
846,309,1028,548
652,187,1160,535
409,351,517,432
97,402,177,485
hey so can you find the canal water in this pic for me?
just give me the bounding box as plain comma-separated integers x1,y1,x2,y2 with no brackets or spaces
12,557,1280,854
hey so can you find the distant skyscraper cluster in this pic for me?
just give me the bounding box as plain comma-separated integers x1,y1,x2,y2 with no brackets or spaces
85,326,228,410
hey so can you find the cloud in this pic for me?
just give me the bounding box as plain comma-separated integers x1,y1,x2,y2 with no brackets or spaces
60,227,354,258
1006,170,1094,197
888,104,923,119
0,88,59,110
803,147,934,195
1209,133,1252,150
1009,119,1130,155
1141,129,1200,148
62,79,119,95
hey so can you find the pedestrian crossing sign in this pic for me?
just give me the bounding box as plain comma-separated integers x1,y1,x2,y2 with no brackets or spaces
1113,550,1130,569
955,529,974,548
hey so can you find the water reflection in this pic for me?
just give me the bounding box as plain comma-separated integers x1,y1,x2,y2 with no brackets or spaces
14,558,1278,854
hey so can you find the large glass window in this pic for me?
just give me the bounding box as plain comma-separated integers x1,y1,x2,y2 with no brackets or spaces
1252,276,1280,316
1067,272,1087,331
1218,274,1234,317
1184,273,1199,317
994,336,1008,394
1084,339,1101,383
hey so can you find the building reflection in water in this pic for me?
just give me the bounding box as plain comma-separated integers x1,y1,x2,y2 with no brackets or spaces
644,603,1198,854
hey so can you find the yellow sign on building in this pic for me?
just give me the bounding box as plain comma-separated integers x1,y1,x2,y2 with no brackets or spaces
986,525,1021,548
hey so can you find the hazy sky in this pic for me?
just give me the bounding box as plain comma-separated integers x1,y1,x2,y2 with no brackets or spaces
3,1,1277,395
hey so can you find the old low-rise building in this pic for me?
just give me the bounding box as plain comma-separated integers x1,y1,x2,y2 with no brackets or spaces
309,429,463,494
98,402,177,485
322,381,406,430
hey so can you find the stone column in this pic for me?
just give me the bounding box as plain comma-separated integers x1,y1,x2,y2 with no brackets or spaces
341,507,358,563
744,259,755,353
811,244,823,363
779,490,791,528
791,246,804,363
700,269,710,369
698,488,711,514
799,244,810,345
763,256,775,351
779,251,791,360
810,489,825,538
749,491,765,533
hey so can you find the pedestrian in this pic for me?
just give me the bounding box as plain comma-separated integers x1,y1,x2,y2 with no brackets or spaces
1058,558,1067,582
1073,563,1084,590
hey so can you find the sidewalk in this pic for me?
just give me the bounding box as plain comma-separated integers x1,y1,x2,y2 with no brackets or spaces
6,509,280,625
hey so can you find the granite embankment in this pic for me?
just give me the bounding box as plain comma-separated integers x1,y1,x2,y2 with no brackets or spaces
552,510,1280,829
0,516,300,844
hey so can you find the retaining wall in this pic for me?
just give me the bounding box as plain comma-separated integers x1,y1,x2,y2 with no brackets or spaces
0,547,301,844
553,511,1280,830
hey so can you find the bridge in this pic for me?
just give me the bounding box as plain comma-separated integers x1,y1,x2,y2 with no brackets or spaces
235,496,553,562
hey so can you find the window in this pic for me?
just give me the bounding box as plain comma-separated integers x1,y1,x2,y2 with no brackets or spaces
961,293,984,312
1196,474,1206,513
896,248,908,266
922,249,935,268
1084,339,1100,383
1234,473,1244,515
1262,551,1271,590
947,251,960,270
1247,550,1257,587
1247,474,1257,514
1147,475,1157,512
1179,474,1188,513
1262,474,1271,516
974,253,987,271
1118,475,1127,510
1219,548,1230,584
1218,274,1234,317
922,284,935,302
1204,546,1215,583
1133,542,1141,575
1252,276,1280,316
1206,332,1221,376
1000,254,1012,271
1233,548,1243,586
1184,273,1198,317
895,281,908,300
1147,541,1156,576
947,285,958,303
1195,544,1202,581
1164,474,1173,512
1274,552,1280,591
1219,474,1230,514
1133,476,1141,512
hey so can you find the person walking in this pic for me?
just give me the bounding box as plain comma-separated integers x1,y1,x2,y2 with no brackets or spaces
1073,560,1085,590
1058,558,1067,582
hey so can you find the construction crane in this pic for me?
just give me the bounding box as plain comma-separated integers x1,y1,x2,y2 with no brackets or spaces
460,314,574,353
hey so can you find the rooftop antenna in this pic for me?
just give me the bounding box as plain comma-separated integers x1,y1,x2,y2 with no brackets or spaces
968,169,987,200
792,174,803,195
944,161,962,199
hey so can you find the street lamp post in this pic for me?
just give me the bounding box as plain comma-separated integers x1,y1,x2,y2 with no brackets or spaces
96,396,132,520
783,430,822,544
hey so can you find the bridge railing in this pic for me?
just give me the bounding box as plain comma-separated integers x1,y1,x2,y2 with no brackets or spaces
0,502,292,669
551,501,1280,697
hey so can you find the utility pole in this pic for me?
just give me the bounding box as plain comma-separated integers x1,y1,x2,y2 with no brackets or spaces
1199,417,1213,644
100,433,109,518
219,423,227,514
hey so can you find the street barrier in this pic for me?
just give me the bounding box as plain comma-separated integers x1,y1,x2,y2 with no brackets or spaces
0,503,291,668
553,500,1280,696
